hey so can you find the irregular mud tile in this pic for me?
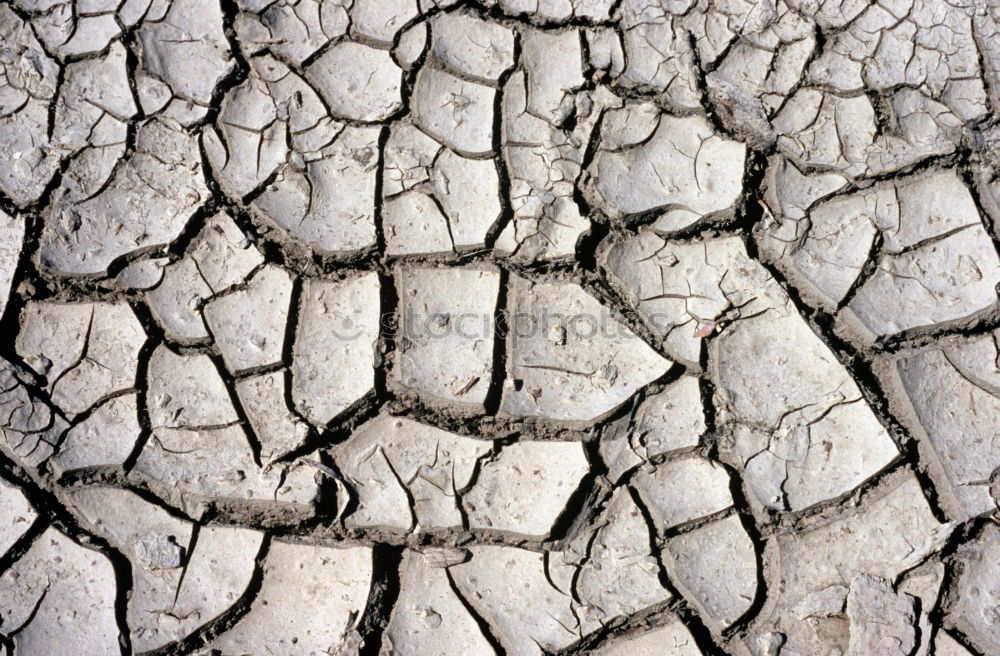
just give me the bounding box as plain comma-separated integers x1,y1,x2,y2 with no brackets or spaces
463,440,588,538
137,0,234,123
564,487,671,627
51,393,140,474
306,41,403,122
431,148,501,248
204,265,293,374
68,486,263,652
673,242,897,510
944,523,1000,655
883,332,1000,518
450,545,581,655
332,414,491,531
614,0,701,110
189,213,265,294
350,0,419,44
431,11,515,82
724,400,899,512
147,258,214,343
601,233,780,365
594,619,703,656
747,474,954,656
773,86,962,179
16,301,146,417
395,266,499,407
384,192,454,256
396,20,428,70
381,549,497,656
844,180,1000,340
844,574,917,656
502,275,672,422
110,257,168,292
521,27,585,125
0,357,67,467
39,119,210,277
583,102,745,227
631,455,734,533
35,8,123,59
202,58,294,198
235,371,310,463
0,528,120,655
495,79,615,262
136,424,318,514
663,515,758,630
935,631,975,656
147,347,238,430
0,6,60,206
898,560,945,656
52,42,135,155
291,273,379,426
198,540,372,656
600,375,705,483
257,0,351,63
0,210,23,318
412,66,495,156
0,479,35,558
252,125,380,255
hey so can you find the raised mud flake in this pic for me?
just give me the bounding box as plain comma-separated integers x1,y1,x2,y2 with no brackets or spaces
38,118,210,277
331,414,492,531
382,549,497,656
197,540,372,656
463,439,589,538
394,266,499,407
235,371,311,464
502,275,672,423
584,104,746,229
663,515,758,630
251,0,351,64
844,574,917,656
140,346,318,513
291,273,380,427
16,300,146,418
67,486,262,652
562,486,672,628
430,11,515,82
306,41,404,123
0,5,60,206
599,375,706,483
608,234,902,511
204,265,294,375
449,545,582,654
631,455,734,533
52,393,141,474
412,66,495,157
887,331,1000,518
0,478,35,559
746,474,954,656
0,357,67,468
0,528,120,655
0,209,23,319
382,122,501,254
593,619,703,656
945,524,1000,655
252,124,382,256
136,0,234,124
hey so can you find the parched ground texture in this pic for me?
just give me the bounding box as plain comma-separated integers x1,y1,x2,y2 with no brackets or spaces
0,0,999,655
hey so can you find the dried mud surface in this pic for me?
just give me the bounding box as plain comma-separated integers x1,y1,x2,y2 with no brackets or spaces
0,1,999,655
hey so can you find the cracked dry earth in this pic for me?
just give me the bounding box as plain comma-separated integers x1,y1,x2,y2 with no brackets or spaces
2,1,1000,656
